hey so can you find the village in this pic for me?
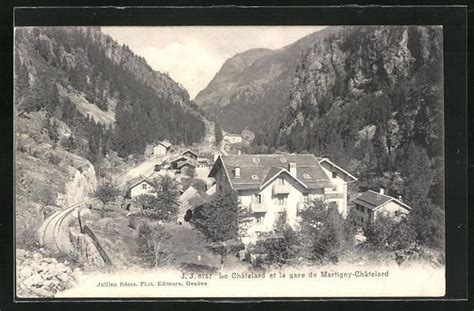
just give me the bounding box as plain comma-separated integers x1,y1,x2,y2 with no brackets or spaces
107,129,413,268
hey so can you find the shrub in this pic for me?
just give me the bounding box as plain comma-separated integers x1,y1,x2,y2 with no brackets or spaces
254,211,300,267
298,199,354,263
16,202,43,249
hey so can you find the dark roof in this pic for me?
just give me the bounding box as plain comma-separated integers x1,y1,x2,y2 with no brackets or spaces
169,155,190,164
182,149,198,157
318,158,358,181
158,141,172,148
127,175,156,190
352,190,412,211
177,161,196,169
209,154,333,191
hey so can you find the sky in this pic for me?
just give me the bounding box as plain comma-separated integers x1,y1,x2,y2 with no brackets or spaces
101,26,326,99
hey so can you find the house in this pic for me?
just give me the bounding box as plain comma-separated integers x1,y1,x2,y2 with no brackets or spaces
208,154,356,237
351,189,412,226
170,155,196,170
176,161,196,173
197,157,211,168
224,133,242,144
181,149,199,160
125,175,157,199
153,140,172,156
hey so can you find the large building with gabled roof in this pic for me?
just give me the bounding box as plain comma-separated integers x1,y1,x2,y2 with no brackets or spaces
208,153,357,236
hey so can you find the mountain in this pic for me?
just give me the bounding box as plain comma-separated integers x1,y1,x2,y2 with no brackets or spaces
15,27,207,159
275,26,444,207
194,27,338,136
14,27,207,249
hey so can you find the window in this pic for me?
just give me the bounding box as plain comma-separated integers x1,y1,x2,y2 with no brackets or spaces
277,194,287,205
280,157,287,163
254,194,263,204
394,211,400,217
332,171,337,179
360,217,364,224
253,157,260,163
279,177,285,185
255,214,264,223
251,174,259,180
303,173,311,179
142,183,147,190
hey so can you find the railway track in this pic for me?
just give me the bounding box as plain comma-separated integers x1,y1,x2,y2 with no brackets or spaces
38,198,98,254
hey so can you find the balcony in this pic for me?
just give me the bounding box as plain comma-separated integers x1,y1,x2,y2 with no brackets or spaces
250,203,267,213
324,193,344,199
272,184,291,195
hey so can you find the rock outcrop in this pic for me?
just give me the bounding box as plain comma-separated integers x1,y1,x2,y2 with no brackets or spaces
16,249,80,298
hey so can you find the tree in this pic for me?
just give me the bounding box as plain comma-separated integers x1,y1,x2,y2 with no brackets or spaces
401,142,435,207
214,122,223,146
255,211,299,267
94,181,120,212
136,221,172,268
363,215,397,249
191,179,207,192
136,176,180,221
298,200,353,263
194,189,249,271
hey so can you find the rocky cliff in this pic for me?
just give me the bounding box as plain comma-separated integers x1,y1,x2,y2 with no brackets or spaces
276,26,443,205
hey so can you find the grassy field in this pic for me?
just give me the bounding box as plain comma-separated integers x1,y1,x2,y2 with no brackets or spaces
81,207,249,272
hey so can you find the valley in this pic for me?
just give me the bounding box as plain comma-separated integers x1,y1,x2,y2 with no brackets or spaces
14,25,445,298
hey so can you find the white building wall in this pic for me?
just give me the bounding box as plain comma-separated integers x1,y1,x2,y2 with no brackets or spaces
130,181,156,198
374,201,410,222
238,174,309,236
153,145,167,156
319,163,349,218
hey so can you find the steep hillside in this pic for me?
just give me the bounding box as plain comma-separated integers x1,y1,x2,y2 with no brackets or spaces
14,27,207,251
194,27,337,135
274,26,443,210
15,27,207,159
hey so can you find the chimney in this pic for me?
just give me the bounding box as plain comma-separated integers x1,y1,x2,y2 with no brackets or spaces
238,150,241,155
288,162,297,177
398,195,402,202
377,188,384,200
235,167,240,178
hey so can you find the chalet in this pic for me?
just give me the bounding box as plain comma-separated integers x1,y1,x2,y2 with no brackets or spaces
176,161,196,172
170,155,195,170
208,154,356,237
154,140,172,156
352,189,412,226
181,149,199,160
126,175,157,199
224,133,242,144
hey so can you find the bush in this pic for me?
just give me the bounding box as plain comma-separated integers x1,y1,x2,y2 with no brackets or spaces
128,215,141,230
48,153,61,165
298,199,354,263
16,202,43,249
364,215,417,252
253,212,300,267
